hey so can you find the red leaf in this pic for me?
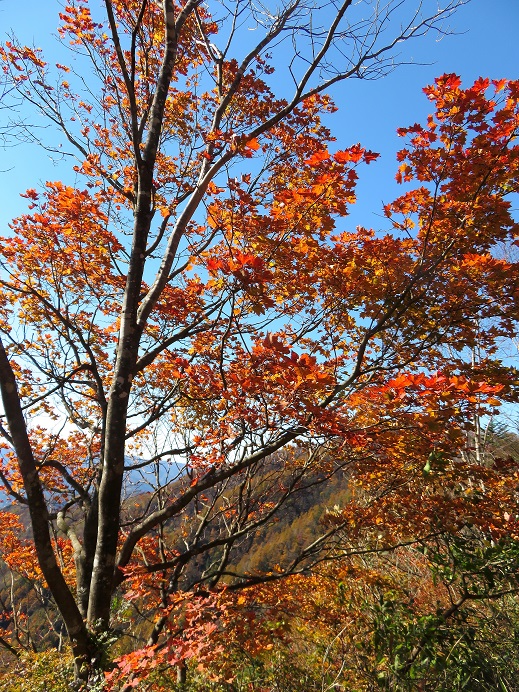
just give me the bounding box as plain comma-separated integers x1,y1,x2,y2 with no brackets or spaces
305,149,330,165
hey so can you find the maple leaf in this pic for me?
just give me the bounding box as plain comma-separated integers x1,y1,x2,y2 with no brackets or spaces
363,150,380,164
305,149,330,165
244,137,261,151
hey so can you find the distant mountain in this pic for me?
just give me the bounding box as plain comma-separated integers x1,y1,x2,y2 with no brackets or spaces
0,449,186,506
122,456,186,497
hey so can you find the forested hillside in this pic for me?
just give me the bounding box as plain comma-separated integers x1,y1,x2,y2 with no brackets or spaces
1,428,519,689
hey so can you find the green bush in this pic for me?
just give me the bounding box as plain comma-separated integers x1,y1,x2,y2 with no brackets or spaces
0,650,75,692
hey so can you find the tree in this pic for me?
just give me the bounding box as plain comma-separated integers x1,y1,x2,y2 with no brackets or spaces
1,0,519,685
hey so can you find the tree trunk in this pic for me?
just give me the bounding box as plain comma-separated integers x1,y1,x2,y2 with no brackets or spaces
0,338,93,681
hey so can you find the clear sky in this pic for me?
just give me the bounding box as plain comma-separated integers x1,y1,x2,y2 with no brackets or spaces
0,0,518,231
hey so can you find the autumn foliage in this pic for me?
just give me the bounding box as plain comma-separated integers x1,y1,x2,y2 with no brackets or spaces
0,0,518,688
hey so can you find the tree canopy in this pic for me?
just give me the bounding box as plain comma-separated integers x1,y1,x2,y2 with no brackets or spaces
0,0,518,688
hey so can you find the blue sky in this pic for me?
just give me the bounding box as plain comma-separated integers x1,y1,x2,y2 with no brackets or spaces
0,0,518,231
